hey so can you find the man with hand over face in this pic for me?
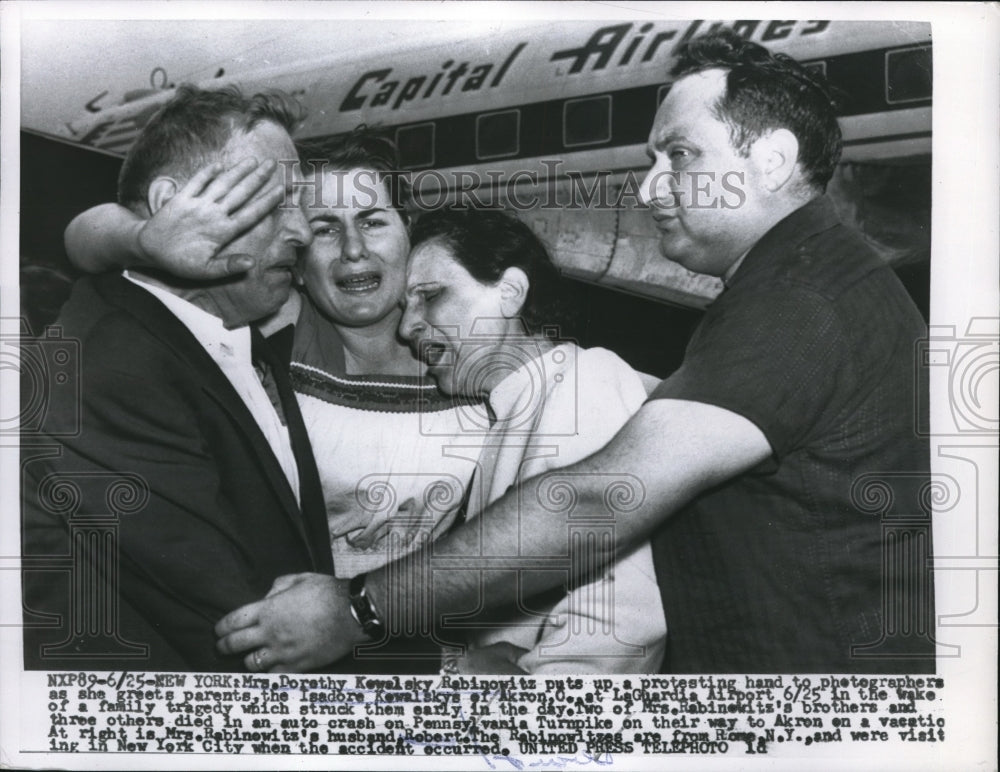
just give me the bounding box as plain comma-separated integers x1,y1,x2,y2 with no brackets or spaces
22,86,333,672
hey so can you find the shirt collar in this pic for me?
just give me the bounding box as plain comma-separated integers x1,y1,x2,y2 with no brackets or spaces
123,271,252,366
724,195,840,289
722,249,751,287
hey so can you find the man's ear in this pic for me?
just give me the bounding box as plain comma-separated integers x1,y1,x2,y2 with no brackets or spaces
498,266,530,319
752,128,799,192
146,176,179,215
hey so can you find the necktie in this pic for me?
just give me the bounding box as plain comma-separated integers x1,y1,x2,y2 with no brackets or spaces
252,354,286,425
252,327,333,573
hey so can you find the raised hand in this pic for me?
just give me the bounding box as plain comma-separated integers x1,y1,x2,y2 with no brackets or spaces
136,158,287,278
64,158,290,278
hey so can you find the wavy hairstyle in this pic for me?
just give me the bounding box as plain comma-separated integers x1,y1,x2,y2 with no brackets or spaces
296,126,411,218
118,84,304,212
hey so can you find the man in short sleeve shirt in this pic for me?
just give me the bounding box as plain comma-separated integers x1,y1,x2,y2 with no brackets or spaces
648,199,930,672
638,33,932,672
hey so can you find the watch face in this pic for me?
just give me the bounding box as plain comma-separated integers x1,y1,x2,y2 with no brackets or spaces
348,576,384,639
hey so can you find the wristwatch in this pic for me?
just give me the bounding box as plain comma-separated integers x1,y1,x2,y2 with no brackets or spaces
348,573,386,639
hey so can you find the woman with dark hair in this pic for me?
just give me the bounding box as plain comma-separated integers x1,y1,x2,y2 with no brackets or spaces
401,208,667,674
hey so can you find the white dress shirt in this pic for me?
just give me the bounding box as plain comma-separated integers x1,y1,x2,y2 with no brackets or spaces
123,272,300,503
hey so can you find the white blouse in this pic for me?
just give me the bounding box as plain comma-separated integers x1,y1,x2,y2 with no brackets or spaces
289,297,483,578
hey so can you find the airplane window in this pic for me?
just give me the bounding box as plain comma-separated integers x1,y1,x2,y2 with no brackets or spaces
885,47,932,104
395,123,435,169
563,95,612,148
476,110,520,160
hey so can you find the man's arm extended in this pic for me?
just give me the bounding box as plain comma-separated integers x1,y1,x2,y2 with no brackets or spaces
216,397,771,671
375,397,771,616
64,158,283,278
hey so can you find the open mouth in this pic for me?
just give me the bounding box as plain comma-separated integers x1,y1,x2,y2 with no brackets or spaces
336,271,382,293
420,340,450,367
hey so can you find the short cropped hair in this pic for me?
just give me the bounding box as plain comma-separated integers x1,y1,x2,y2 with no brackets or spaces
409,208,569,334
671,29,842,192
297,126,412,214
117,84,304,212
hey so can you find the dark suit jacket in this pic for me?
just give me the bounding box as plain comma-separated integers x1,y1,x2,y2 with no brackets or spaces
22,273,333,671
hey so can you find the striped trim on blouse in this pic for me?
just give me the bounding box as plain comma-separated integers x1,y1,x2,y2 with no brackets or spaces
290,361,481,414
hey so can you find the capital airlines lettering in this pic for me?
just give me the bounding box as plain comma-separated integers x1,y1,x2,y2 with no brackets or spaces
551,19,831,74
339,42,527,113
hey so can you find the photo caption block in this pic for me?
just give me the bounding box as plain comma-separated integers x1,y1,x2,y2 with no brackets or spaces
26,672,947,761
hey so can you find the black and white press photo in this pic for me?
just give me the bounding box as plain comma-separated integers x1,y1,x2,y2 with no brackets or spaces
1,2,996,770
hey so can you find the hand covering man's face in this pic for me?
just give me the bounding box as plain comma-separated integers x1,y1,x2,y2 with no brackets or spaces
198,121,312,327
